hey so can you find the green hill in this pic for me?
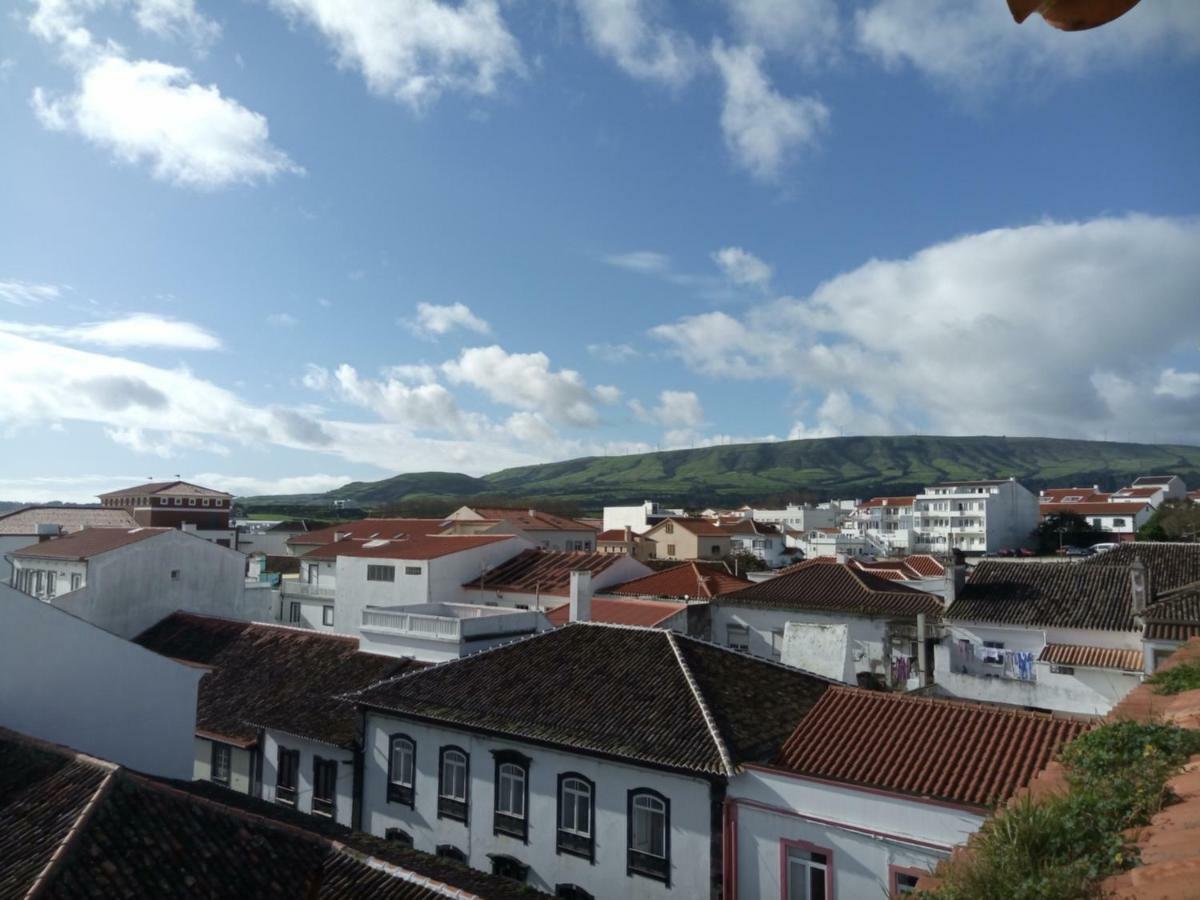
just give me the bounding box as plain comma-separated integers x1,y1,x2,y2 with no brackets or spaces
240,435,1200,514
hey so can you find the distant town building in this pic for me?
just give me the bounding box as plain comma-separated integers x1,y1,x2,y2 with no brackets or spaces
911,478,1039,554
641,517,732,562
97,480,236,547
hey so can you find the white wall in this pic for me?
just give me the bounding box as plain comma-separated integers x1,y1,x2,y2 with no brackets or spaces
728,766,984,899
0,583,202,779
362,712,716,898
37,530,267,639
193,736,255,795
262,730,357,828
468,555,652,609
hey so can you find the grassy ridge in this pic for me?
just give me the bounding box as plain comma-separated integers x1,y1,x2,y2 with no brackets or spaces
240,435,1200,513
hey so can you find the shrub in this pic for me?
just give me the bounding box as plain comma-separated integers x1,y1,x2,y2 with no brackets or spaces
1146,662,1200,696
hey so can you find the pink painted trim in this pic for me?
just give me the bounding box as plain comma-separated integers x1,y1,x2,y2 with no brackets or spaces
733,797,956,854
779,837,834,900
740,762,989,814
888,864,926,897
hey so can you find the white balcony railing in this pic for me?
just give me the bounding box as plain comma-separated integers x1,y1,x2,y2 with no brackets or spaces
361,609,461,641
280,582,336,600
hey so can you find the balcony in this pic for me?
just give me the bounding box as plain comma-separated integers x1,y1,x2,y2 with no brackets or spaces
280,581,336,600
360,603,543,645
362,608,462,640
949,643,1036,682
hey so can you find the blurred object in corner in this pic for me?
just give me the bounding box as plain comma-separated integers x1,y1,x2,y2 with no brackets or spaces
1007,0,1142,31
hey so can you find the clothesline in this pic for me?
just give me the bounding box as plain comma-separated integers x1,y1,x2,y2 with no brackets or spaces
954,639,1036,681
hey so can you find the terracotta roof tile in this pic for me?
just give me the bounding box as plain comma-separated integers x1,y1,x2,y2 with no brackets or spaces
301,533,511,561
607,561,753,599
545,597,686,628
463,548,630,597
286,518,449,547
1084,543,1200,593
10,527,171,560
773,687,1088,808
1040,501,1150,516
352,623,834,776
902,554,947,577
647,517,729,537
134,613,426,747
1143,584,1200,642
1038,643,1144,672
0,506,138,535
468,508,595,532
98,480,232,499
859,496,917,508
714,562,944,618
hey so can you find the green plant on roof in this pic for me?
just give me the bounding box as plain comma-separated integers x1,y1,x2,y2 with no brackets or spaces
1145,661,1200,696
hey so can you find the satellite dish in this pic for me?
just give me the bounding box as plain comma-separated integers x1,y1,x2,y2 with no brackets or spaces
1007,0,1141,31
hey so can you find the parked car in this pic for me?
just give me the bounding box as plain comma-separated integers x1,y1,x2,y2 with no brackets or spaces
1017,548,1036,557
1065,545,1096,557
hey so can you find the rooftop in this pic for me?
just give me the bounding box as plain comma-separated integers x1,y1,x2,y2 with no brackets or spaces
466,507,596,532
301,533,512,562
1143,584,1200,643
859,496,917,508
606,561,753,599
97,480,232,499
0,728,546,900
1039,500,1151,516
646,516,730,537
1037,643,1144,672
463,548,630,597
286,518,450,546
0,505,138,535
544,597,686,628
772,687,1088,809
352,623,834,777
714,561,944,618
10,526,171,560
133,613,426,747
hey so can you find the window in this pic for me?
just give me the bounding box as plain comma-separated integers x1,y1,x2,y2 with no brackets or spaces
493,750,530,841
174,497,182,505
276,747,300,806
982,640,1005,666
405,566,422,575
388,735,416,806
367,564,396,582
1050,664,1075,676
1113,518,1126,528
890,865,923,896
35,571,44,596
69,573,81,592
627,789,669,884
783,841,830,900
436,845,466,863
726,624,750,652
489,855,529,882
189,498,197,506
313,756,338,817
170,569,180,581
46,572,56,599
202,498,210,506
288,602,301,624
322,605,334,627
770,629,785,660
385,828,413,848
666,544,676,557
555,886,594,900
211,743,231,785
557,773,595,861
664,523,674,534
438,746,469,823
711,545,721,556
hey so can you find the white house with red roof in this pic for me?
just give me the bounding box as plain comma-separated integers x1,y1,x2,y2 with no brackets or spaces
841,495,916,554
443,506,597,552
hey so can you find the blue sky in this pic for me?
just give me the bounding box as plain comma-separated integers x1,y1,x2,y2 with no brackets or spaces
2,0,1199,502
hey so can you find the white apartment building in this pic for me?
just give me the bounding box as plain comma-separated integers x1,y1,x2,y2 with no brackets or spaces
911,478,1039,554
746,504,841,532
601,500,681,535
841,495,916,554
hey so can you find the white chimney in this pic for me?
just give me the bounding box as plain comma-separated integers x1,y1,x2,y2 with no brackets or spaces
569,570,593,623
1130,557,1148,618
836,551,848,565
623,526,632,544
35,523,62,542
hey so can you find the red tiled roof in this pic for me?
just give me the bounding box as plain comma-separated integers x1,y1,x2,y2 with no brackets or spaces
596,528,632,541
544,597,686,628
1112,486,1163,498
10,527,171,560
720,520,781,536
1039,488,1108,503
301,533,511,562
97,480,231,499
1040,501,1150,516
0,506,138,535
1038,643,1144,672
902,554,947,577
646,517,729,537
606,561,753,599
714,562,944,617
859,496,916,508
468,508,595,532
285,518,448,546
773,687,1088,808
463,548,629,597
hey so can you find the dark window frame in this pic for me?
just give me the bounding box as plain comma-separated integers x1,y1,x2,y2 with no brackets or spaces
367,564,396,582
438,745,470,824
556,772,596,862
554,886,594,900
276,746,300,807
322,605,334,626
436,844,466,863
384,828,414,847
489,854,530,883
210,741,231,786
288,601,301,623
627,787,670,886
387,733,416,807
492,749,531,842
312,755,338,818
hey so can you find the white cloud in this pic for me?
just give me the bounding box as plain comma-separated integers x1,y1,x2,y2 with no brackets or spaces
330,363,464,430
575,0,698,86
191,472,354,497
711,41,829,182
269,0,523,109
856,0,1200,90
407,302,491,339
106,426,230,457
442,345,604,426
724,0,841,63
653,215,1200,443
0,313,222,349
630,389,703,428
132,0,221,50
587,342,639,362
0,280,62,306
604,250,671,274
712,246,772,287
267,312,299,327
594,384,622,404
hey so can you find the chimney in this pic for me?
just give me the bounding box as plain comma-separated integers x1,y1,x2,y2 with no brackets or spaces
528,508,537,519
569,570,593,623
944,556,967,606
623,525,632,545
836,551,848,565
1129,557,1148,618
334,531,350,542
35,523,62,543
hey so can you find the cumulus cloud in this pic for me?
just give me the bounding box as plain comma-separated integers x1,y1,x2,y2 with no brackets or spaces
575,0,698,86
724,0,841,63
604,250,671,274
132,0,221,50
191,472,354,497
711,41,829,182
269,0,523,109
0,313,222,350
442,345,605,426
407,302,491,339
630,389,704,428
594,384,622,404
0,280,62,306
329,363,465,430
712,246,772,287
856,0,1200,90
267,312,298,327
653,215,1200,443
587,342,639,362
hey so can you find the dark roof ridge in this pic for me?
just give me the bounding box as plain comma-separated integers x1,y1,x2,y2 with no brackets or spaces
663,626,846,683
818,684,1090,723
664,631,734,777
22,762,117,897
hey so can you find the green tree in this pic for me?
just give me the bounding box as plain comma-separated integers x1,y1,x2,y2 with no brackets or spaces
1137,499,1200,542
1031,512,1105,554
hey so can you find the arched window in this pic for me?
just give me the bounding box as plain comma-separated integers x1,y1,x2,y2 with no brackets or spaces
387,734,415,806
627,788,670,885
384,828,413,848
556,773,595,861
492,750,530,842
438,746,469,823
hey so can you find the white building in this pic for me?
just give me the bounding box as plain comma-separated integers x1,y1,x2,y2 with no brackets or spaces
912,478,1039,554
354,622,834,897
7,527,265,639
710,560,944,688
841,495,916,555
1038,499,1154,541
1132,474,1188,501
443,506,597,552
720,520,790,568
796,527,872,561
358,602,551,663
0,504,137,583
745,504,841,532
0,582,202,780
726,687,1087,899
462,547,652,609
602,500,678,535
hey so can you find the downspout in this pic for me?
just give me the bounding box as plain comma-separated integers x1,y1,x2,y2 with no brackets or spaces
351,708,366,831
723,794,738,900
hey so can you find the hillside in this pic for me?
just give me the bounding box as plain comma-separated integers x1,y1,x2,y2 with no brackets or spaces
240,435,1200,514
